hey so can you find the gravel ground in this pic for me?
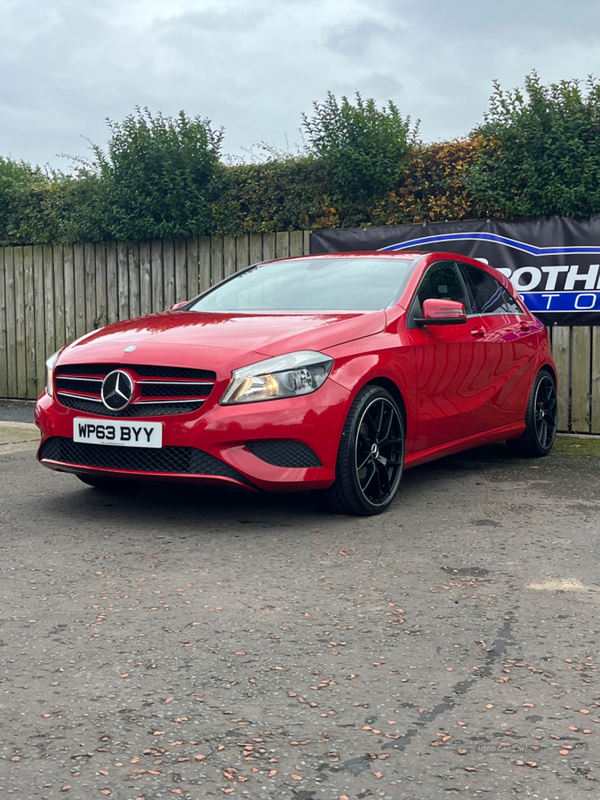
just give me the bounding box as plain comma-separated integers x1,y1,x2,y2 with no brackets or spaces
0,400,36,424
0,436,599,800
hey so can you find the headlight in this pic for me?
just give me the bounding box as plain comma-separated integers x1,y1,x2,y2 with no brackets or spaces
221,351,334,405
45,350,61,397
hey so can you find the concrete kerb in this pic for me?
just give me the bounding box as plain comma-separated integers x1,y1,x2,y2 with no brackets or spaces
0,420,40,455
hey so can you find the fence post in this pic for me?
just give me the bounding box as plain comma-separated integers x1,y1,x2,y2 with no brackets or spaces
0,248,8,398
552,326,570,432
571,327,592,433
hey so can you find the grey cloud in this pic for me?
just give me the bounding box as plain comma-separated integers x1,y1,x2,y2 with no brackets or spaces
381,0,600,47
324,18,402,58
1,0,600,169
360,72,405,100
157,7,268,37
0,1,166,164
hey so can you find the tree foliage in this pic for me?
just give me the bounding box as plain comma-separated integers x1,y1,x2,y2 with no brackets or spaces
4,77,600,246
372,137,497,225
212,156,329,235
0,159,109,245
0,158,50,243
302,91,419,200
466,72,600,217
90,107,224,240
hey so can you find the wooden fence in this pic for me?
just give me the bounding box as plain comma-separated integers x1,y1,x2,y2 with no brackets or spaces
0,231,599,436
0,231,310,402
549,326,600,434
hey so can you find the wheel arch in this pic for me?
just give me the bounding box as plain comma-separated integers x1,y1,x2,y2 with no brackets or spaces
539,361,557,385
530,361,558,407
519,360,557,412
363,376,408,438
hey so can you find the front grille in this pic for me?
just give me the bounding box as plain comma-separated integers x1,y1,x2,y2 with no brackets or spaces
58,395,203,417
246,440,322,468
57,377,103,394
54,363,216,418
39,437,250,484
56,364,214,380
140,383,212,399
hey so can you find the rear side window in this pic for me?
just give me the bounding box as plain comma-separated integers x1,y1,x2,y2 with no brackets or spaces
459,264,523,315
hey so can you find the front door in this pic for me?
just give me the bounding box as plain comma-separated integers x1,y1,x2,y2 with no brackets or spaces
405,261,491,452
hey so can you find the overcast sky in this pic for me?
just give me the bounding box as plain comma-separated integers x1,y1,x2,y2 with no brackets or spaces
2,0,600,170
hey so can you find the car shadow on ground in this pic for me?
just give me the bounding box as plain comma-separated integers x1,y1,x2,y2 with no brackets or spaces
43,442,519,522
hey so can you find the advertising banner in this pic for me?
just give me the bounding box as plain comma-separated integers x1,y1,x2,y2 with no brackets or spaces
310,217,600,326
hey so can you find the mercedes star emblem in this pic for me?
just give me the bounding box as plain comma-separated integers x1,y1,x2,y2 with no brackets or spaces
101,370,134,411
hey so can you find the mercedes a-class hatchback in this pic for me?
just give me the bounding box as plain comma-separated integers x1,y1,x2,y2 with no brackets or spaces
36,252,558,515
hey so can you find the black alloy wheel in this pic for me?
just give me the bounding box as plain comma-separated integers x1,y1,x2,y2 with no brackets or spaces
533,373,558,449
507,369,557,457
326,385,405,516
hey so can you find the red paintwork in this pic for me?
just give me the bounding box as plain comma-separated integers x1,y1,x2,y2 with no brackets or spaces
35,251,556,492
405,317,492,450
66,309,386,361
421,298,467,319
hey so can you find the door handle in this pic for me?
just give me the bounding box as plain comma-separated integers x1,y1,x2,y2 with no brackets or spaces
470,326,485,338
519,321,530,331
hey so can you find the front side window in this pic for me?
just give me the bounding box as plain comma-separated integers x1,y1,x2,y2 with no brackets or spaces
407,261,469,327
415,261,469,309
459,264,523,315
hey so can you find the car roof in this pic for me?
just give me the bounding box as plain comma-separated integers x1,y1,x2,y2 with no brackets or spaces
264,251,425,260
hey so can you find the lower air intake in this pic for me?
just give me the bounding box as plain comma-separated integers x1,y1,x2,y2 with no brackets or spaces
39,437,250,484
246,440,322,468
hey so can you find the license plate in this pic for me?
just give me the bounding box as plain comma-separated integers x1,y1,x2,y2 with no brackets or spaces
73,418,163,448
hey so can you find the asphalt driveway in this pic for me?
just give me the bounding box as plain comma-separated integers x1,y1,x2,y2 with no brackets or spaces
0,429,599,799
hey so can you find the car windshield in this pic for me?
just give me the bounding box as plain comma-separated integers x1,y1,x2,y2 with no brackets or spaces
187,257,417,312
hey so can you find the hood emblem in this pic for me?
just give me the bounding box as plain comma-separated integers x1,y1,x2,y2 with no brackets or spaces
124,345,136,353
101,370,134,411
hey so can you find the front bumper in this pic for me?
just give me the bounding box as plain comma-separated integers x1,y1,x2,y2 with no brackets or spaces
35,380,350,491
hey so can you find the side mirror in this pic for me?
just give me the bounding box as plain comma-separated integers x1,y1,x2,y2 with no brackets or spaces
170,301,188,311
415,298,467,326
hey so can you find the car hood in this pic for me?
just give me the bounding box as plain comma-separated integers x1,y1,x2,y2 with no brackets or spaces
58,310,386,373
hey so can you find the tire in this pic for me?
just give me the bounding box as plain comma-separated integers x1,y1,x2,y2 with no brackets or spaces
506,369,557,457
325,385,405,516
76,474,137,492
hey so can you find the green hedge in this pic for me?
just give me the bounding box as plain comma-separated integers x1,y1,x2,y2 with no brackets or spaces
2,75,600,246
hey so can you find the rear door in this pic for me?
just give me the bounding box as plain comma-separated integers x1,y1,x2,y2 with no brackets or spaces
457,262,537,429
405,260,491,451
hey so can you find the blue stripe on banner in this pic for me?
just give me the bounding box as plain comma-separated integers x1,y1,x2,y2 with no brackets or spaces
521,291,600,312
380,232,600,257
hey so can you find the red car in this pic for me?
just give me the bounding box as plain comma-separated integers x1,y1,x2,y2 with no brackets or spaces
36,251,557,515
